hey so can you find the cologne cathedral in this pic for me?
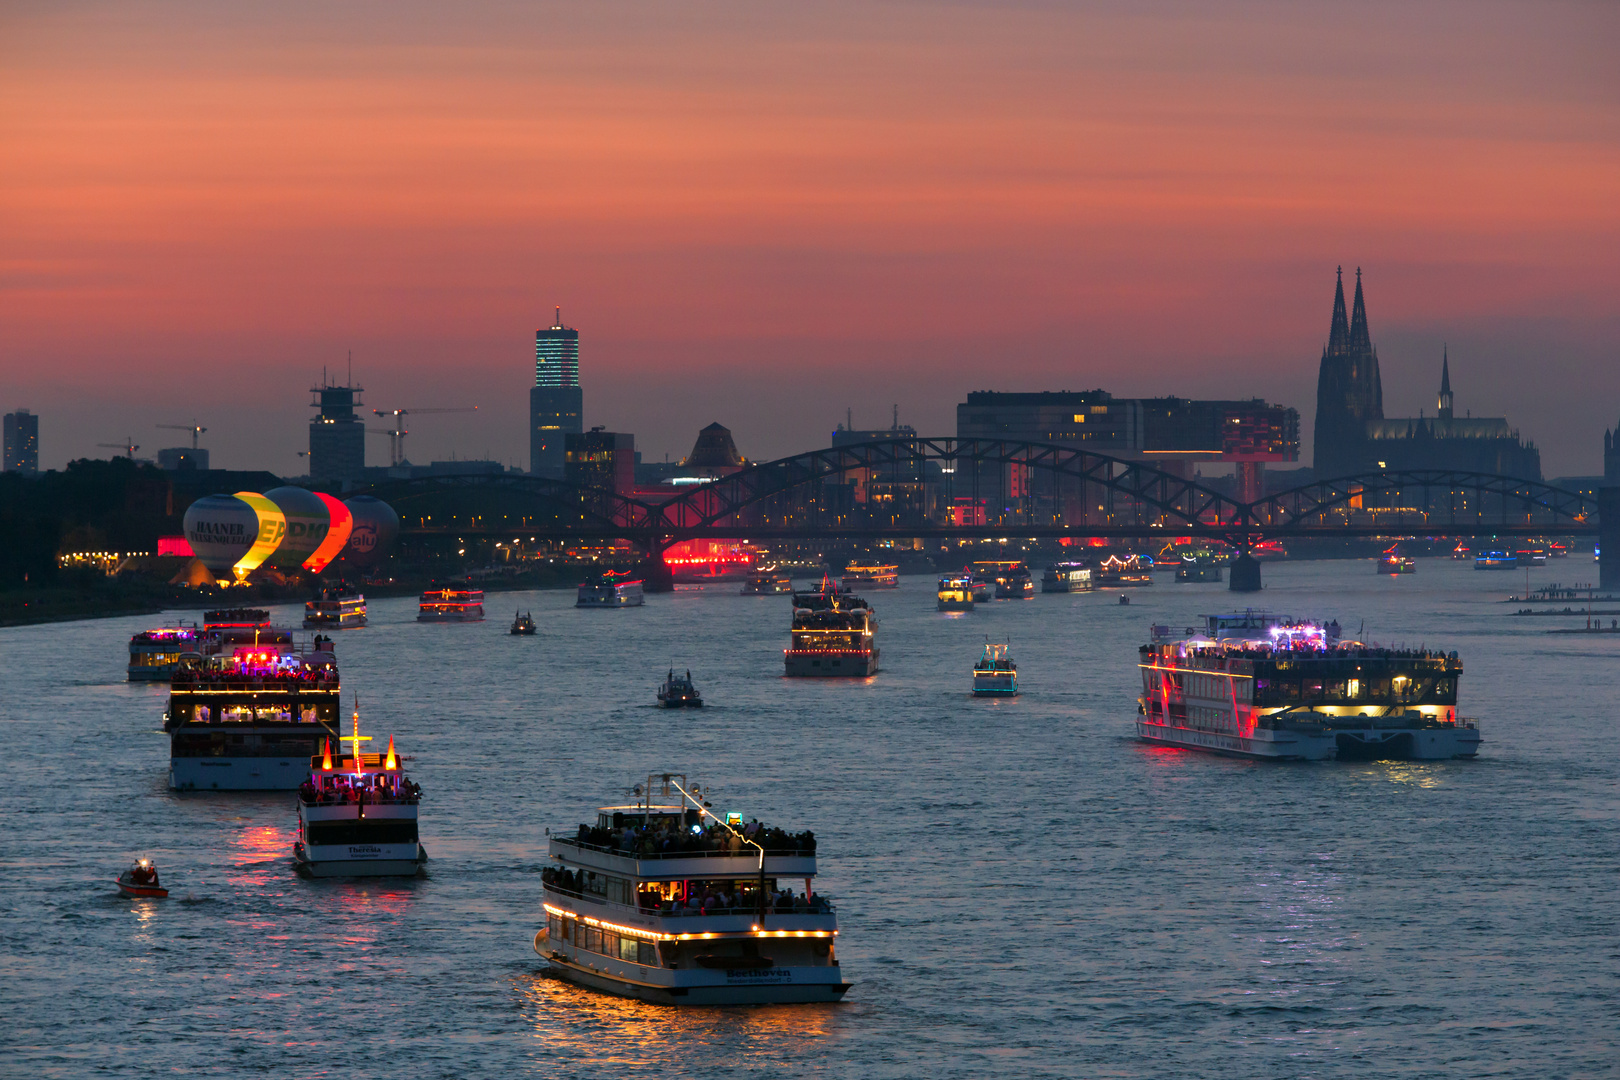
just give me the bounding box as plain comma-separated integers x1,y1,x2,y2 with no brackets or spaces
1311,268,1540,481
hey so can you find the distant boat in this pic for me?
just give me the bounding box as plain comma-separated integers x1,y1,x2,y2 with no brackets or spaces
116,859,168,899
972,641,1018,696
657,669,703,708
510,611,536,636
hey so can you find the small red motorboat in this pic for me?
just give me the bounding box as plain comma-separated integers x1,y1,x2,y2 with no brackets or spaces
116,859,169,898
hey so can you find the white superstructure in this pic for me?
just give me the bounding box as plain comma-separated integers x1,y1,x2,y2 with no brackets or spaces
535,773,850,1005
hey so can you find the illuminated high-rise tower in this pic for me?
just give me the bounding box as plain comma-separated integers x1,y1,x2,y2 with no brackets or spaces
530,307,583,478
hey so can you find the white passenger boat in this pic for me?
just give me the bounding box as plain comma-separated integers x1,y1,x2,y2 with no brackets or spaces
785,575,878,676
1041,562,1094,593
294,706,426,877
127,622,199,681
1137,611,1481,761
166,630,340,790
577,570,645,608
535,773,850,1005
305,583,367,628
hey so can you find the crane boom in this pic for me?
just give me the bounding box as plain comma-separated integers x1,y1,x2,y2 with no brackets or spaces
156,422,207,449
370,406,478,466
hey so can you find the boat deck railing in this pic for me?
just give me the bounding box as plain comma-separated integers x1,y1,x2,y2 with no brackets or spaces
543,881,833,916
554,836,817,860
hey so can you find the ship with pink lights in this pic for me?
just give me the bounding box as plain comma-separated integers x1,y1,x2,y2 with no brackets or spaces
1137,611,1481,761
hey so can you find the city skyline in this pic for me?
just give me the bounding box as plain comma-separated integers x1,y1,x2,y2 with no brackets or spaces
3,1,1617,474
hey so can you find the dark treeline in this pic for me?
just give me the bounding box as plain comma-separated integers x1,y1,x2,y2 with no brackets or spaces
0,459,178,586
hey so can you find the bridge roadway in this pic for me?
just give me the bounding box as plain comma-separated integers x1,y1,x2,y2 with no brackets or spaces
358,438,1615,591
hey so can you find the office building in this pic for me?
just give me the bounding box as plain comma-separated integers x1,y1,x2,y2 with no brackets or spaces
309,379,366,484
565,428,635,493
531,308,583,478
4,409,39,475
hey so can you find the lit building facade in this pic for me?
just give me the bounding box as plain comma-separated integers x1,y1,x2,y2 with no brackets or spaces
531,308,583,478
564,428,635,493
4,409,39,476
308,381,366,484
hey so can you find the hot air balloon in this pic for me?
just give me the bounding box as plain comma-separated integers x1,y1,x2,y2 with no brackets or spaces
263,486,330,570
304,493,353,574
182,494,259,578
231,492,288,579
341,496,400,567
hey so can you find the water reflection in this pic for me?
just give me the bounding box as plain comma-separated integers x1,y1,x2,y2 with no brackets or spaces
516,970,841,1068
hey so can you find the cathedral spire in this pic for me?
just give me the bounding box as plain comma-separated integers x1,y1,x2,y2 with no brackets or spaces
1326,266,1350,355
1348,266,1371,353
1437,346,1454,420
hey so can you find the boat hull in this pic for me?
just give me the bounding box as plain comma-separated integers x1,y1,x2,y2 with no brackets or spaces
784,650,878,677
1136,719,1337,761
1332,726,1480,760
937,598,974,611
417,610,485,622
294,841,427,878
127,666,174,682
539,946,850,1006
116,879,169,898
171,755,311,791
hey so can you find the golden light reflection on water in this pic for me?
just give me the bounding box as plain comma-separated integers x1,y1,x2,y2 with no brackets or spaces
515,970,841,1068
1358,761,1447,789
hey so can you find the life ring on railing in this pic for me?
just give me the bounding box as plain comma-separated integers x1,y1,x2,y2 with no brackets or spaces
533,927,549,956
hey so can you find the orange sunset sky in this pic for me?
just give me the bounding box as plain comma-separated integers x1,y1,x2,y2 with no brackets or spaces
2,0,1617,474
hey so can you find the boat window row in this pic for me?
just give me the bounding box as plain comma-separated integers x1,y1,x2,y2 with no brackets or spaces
543,868,830,915
1252,675,1456,706
567,820,818,858
130,651,184,667
304,819,419,846
171,732,328,758
1143,670,1250,702
549,915,660,966
173,703,334,724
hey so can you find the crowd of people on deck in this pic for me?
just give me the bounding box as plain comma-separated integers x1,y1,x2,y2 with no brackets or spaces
300,774,420,806
540,866,831,915
174,666,337,687
1176,643,1458,664
572,818,817,857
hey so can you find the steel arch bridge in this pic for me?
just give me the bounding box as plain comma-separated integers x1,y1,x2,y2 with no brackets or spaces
368,438,1600,546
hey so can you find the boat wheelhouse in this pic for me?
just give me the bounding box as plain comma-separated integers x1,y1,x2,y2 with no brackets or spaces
577,570,645,608
972,641,1018,696
127,623,198,681
741,573,793,596
841,563,899,590
657,669,703,708
295,708,425,877
305,583,367,629
418,586,485,621
785,576,879,677
535,774,849,1005
1041,563,1094,593
1137,612,1480,761
1475,551,1515,571
166,635,341,790
937,574,975,611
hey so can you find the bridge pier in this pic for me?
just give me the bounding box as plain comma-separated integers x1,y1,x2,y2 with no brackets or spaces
638,541,675,593
1601,488,1619,591
1229,553,1263,592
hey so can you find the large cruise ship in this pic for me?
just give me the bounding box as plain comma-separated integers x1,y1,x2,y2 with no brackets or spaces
166,631,341,790
1137,611,1481,761
841,563,899,590
784,575,879,676
535,773,850,1005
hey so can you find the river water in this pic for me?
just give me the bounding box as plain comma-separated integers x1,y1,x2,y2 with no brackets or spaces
1,558,1616,1078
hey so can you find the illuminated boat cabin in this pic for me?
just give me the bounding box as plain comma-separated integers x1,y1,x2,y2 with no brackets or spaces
937,573,975,611
840,563,899,590
972,641,1018,696
295,711,425,878
576,570,645,608
1097,554,1154,586
1137,611,1480,761
741,572,793,595
166,635,340,790
127,624,198,681
536,774,849,1005
784,576,879,677
1040,562,1094,593
418,586,485,622
305,583,368,628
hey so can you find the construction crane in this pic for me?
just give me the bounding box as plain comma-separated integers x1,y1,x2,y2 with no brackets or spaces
156,421,207,449
97,439,139,458
370,406,478,467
